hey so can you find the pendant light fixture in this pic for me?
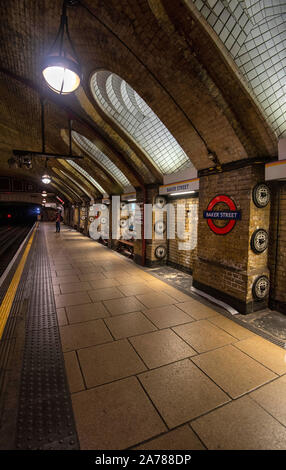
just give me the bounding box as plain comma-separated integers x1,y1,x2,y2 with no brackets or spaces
42,174,51,184
42,1,81,95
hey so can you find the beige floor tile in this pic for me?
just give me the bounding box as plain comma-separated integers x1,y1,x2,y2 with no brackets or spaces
64,351,85,393
208,315,255,340
143,304,194,329
60,319,113,351
71,377,166,449
250,375,286,426
78,266,104,274
162,287,194,303
191,345,277,398
108,274,135,283
52,275,80,285
55,291,91,308
88,287,124,302
138,359,229,428
176,300,219,320
78,339,146,387
88,278,120,290
118,283,156,296
134,425,205,450
56,307,68,326
78,272,106,282
53,284,60,295
103,296,146,316
146,279,171,290
65,302,110,323
130,329,196,369
173,320,236,353
56,269,76,277
105,311,157,339
235,336,286,375
59,281,92,294
136,292,176,309
191,396,286,450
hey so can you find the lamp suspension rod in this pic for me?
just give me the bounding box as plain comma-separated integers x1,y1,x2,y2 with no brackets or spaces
41,98,46,154
68,118,73,156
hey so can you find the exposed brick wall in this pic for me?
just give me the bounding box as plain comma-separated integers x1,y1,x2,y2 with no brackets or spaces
193,164,270,313
168,197,198,272
268,182,286,313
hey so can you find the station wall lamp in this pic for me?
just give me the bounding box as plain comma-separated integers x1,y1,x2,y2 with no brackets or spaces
42,0,81,95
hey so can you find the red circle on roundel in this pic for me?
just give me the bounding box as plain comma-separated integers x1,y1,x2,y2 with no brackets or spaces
207,195,236,235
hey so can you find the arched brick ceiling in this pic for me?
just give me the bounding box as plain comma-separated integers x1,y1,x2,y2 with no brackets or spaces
90,71,194,176
60,128,119,194
189,0,286,138
0,0,278,199
72,131,134,191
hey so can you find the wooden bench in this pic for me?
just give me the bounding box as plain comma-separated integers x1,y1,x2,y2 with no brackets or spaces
116,239,134,258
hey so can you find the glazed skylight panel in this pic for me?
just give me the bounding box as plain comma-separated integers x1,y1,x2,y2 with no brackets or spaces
72,131,131,189
67,159,106,195
91,71,192,175
192,0,286,137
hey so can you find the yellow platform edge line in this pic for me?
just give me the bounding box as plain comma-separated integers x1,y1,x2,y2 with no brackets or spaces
0,223,38,340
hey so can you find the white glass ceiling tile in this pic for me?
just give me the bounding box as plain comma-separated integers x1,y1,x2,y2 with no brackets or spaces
72,131,131,189
90,71,193,175
67,160,106,195
192,0,286,137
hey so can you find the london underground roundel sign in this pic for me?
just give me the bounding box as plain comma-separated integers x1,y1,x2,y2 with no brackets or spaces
203,195,241,235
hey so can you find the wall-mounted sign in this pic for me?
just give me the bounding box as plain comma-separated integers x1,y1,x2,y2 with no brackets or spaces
155,245,167,259
250,229,268,254
159,178,199,196
204,195,241,235
155,195,167,209
252,183,270,208
252,276,270,300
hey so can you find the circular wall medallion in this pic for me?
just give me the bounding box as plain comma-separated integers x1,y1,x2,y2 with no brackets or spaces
155,195,166,209
89,216,94,222
205,195,240,235
100,204,107,211
250,229,269,254
120,202,127,210
120,219,128,228
252,276,270,300
80,215,86,221
155,245,167,259
101,217,107,224
154,220,166,234
253,183,270,208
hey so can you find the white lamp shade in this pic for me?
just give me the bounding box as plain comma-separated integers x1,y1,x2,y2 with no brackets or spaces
42,56,81,95
42,174,51,184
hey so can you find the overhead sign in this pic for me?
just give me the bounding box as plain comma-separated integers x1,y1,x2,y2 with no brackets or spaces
204,195,241,235
159,178,199,195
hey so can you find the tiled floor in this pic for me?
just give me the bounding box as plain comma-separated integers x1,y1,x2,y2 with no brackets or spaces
45,224,286,450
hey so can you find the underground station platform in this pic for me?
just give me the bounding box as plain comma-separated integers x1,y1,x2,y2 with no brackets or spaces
1,0,286,457
0,222,286,452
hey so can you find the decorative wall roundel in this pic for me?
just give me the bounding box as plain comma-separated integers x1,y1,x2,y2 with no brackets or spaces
101,217,107,224
120,219,128,228
154,220,166,234
155,195,166,209
89,216,95,222
250,229,269,254
155,245,167,259
120,202,127,210
80,216,86,221
252,183,270,208
252,276,270,300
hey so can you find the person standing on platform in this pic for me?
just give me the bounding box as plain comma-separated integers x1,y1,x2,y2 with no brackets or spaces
55,211,61,233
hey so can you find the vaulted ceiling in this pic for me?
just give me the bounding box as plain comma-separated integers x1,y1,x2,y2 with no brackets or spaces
0,0,278,204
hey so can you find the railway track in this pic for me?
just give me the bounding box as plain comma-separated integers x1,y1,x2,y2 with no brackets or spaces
0,225,33,277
